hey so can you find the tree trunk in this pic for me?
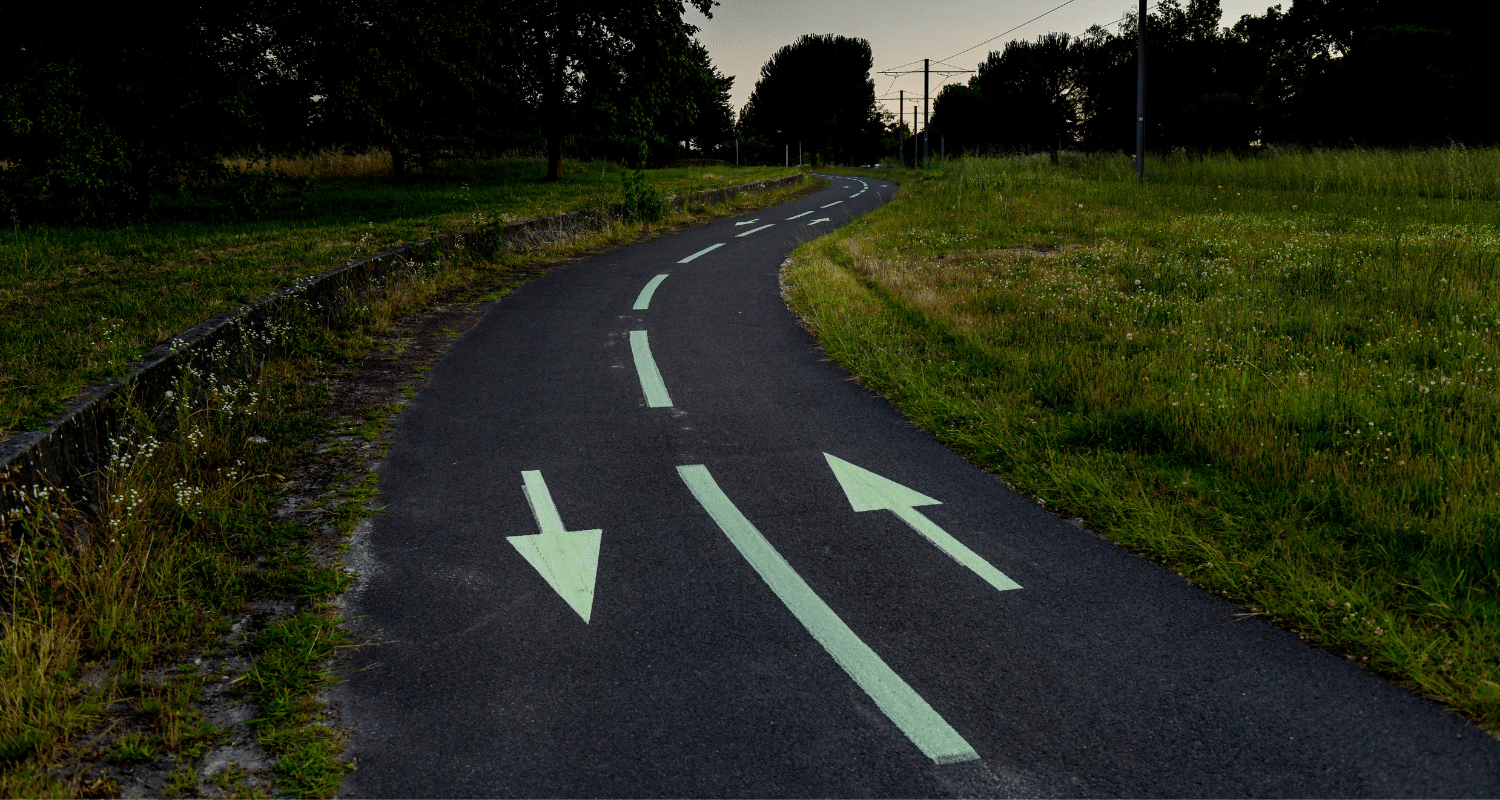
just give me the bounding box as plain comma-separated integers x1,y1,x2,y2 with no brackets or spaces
391,147,408,177
544,49,564,182
546,132,564,181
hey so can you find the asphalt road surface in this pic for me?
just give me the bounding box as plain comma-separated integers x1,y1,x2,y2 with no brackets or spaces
334,175,1500,797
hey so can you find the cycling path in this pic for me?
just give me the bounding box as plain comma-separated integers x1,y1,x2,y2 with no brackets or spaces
334,175,1500,797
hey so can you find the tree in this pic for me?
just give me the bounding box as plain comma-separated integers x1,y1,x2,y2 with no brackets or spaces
969,32,1082,156
2,2,272,221
504,0,716,180
930,85,985,157
671,38,737,157
273,0,500,176
738,34,886,166
1235,0,1500,146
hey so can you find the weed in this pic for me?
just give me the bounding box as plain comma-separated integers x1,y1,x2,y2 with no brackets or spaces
109,731,160,763
163,765,198,797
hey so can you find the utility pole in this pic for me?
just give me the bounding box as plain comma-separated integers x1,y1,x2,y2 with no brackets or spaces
785,143,788,168
923,59,930,167
799,141,803,167
880,60,970,168
1136,0,1146,182
735,136,739,166
899,89,904,168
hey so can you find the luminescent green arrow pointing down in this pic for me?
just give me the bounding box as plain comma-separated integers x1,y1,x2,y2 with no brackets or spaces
508,470,602,623
824,454,1021,593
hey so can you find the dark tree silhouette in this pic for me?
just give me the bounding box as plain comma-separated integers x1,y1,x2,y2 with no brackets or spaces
738,34,886,166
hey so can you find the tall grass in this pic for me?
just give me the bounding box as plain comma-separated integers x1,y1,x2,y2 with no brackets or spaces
787,149,1500,729
224,149,396,179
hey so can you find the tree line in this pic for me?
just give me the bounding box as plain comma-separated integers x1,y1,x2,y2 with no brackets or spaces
931,0,1498,159
1,1,738,223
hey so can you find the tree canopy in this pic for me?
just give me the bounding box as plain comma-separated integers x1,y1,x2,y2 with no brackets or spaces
930,0,1499,156
738,34,886,166
1,0,735,222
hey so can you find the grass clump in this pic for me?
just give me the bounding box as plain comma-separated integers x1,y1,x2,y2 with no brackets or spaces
787,149,1500,729
0,350,326,794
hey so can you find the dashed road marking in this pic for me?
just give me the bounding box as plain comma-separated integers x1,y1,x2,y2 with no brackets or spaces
678,243,724,263
633,275,669,310
736,224,775,237
629,330,672,407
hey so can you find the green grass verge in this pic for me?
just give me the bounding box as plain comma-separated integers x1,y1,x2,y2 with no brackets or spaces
785,151,1500,730
0,157,795,434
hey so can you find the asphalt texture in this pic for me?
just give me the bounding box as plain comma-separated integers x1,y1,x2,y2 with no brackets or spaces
335,175,1500,797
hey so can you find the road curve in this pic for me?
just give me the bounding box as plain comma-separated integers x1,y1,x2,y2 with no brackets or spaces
333,174,1500,798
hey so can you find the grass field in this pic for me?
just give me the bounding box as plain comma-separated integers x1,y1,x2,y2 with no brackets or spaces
785,149,1500,730
0,156,795,434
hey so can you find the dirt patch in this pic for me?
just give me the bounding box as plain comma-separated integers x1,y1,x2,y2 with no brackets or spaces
932,243,1082,263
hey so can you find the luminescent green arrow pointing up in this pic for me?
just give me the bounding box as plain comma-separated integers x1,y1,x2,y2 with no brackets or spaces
824,454,1020,593
508,470,602,623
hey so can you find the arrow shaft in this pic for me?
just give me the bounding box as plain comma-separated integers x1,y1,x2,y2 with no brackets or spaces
521,470,566,534
890,505,1021,593
678,464,979,765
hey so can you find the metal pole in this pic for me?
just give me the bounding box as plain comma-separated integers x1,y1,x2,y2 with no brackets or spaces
735,137,739,166
899,89,904,168
785,143,788,168
923,58,930,167
799,141,802,167
1136,0,1146,182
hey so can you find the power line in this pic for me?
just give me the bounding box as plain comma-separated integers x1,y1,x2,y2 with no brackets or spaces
937,0,1081,62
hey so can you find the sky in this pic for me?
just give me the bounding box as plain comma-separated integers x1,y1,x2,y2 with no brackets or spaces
686,0,1278,122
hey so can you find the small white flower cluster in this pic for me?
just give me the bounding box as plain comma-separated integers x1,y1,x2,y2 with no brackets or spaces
170,479,202,508
4,483,66,519
110,487,144,525
108,433,160,474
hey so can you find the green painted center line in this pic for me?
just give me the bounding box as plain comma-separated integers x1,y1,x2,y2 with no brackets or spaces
821,201,843,208
736,224,774,238
629,330,673,407
633,274,669,310
786,210,815,220
675,464,980,766
679,243,724,263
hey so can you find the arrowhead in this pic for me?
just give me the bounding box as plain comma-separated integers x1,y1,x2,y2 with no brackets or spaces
507,529,602,623
824,453,940,512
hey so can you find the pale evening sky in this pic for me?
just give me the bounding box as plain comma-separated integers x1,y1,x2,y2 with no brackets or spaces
686,0,1279,122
